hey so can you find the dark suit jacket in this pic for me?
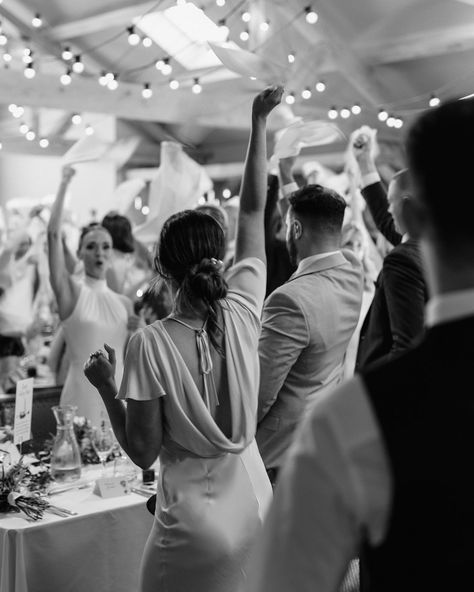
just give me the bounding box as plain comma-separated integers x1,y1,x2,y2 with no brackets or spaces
361,181,402,247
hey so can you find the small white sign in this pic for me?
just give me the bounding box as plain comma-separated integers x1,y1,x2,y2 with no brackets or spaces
13,378,34,446
94,476,130,498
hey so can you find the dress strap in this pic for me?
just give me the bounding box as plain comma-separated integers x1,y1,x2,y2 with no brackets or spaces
168,317,219,410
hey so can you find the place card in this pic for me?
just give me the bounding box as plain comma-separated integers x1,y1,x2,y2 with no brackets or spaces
13,378,34,446
94,476,131,498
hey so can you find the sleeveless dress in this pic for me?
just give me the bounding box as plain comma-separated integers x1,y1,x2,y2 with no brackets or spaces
61,276,128,426
118,257,272,592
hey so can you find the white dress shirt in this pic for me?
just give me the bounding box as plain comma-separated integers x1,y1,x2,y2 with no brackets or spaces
247,287,474,592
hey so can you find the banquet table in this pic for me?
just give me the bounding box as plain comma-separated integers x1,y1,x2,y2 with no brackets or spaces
0,466,154,592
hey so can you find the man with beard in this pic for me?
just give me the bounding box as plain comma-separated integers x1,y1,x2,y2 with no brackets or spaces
256,184,363,485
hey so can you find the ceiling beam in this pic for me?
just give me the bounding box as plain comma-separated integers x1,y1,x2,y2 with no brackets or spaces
0,68,260,130
358,23,474,65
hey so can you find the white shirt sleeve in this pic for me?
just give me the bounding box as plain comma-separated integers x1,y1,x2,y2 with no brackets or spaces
247,375,392,592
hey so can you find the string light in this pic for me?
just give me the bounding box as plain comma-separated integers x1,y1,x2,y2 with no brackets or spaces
60,69,72,85
288,52,295,64
142,82,153,99
216,0,226,6
39,138,49,148
351,103,362,115
328,106,338,119
378,109,388,122
24,63,36,79
107,74,119,90
141,205,150,215
23,48,33,64
61,46,73,61
340,107,351,119
71,113,82,125
142,36,152,48
98,71,108,86
0,142,2,150
192,78,202,94
315,80,326,92
85,125,94,135
285,92,295,105
12,105,24,118
19,123,29,134
241,11,251,22
260,20,270,32
72,55,84,74
394,117,404,129
169,78,180,90
127,26,141,46
386,116,396,127
301,87,312,100
32,13,42,28
0,32,7,46
25,130,36,141
305,6,318,24
7,104,16,113
222,188,231,198
2,51,11,63
429,94,440,107
134,197,142,210
240,30,249,41
161,58,172,76
155,58,165,71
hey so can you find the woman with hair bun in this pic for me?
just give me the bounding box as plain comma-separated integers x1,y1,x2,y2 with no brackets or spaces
84,86,283,592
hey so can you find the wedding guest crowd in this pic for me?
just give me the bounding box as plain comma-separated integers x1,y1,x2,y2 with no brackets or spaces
2,83,471,592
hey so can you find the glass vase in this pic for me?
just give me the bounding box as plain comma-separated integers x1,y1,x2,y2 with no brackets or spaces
50,405,82,483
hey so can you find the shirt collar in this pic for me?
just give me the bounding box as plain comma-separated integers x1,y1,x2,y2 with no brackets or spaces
425,287,474,327
295,251,341,276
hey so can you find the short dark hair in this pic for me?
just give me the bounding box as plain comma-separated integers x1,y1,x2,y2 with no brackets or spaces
406,97,474,246
289,184,346,235
101,212,135,253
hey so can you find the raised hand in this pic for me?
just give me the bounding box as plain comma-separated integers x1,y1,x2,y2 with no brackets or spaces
350,126,378,175
84,343,116,389
252,86,284,120
61,165,76,184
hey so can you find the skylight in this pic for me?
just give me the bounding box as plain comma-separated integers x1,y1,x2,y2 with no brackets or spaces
136,2,240,72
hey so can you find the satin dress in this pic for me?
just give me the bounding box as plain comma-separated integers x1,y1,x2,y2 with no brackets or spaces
118,258,272,592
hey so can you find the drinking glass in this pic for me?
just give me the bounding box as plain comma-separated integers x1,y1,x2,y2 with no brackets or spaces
91,425,116,476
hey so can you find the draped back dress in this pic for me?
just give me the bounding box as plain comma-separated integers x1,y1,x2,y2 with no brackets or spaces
118,257,272,592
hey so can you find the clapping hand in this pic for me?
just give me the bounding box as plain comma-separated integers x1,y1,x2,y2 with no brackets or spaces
84,343,116,389
252,86,284,120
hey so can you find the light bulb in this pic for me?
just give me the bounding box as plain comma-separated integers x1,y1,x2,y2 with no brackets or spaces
0,142,2,150
340,107,351,119
155,59,164,71
169,79,180,90
351,103,362,115
12,106,24,118
98,71,108,86
216,0,225,6
386,116,396,127
315,80,326,92
378,109,388,122
288,53,295,64
142,36,152,48
142,83,153,99
19,123,29,134
22,53,33,64
72,113,82,125
134,197,142,210
0,34,7,46
222,188,231,198
8,104,16,113
394,118,404,129
285,92,295,105
328,107,338,120
62,46,73,61
305,7,318,24
85,126,94,136
192,79,202,94
242,11,251,22
2,52,11,62
141,205,150,215
161,62,172,76
260,21,270,32
72,56,84,74
108,77,118,90
24,64,36,79
429,95,440,107
39,138,49,148
218,20,229,38
301,88,312,100
240,30,249,41
127,27,140,46
32,14,42,28
60,70,72,85
26,130,36,141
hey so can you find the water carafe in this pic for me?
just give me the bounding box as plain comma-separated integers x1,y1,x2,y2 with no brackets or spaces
50,405,82,482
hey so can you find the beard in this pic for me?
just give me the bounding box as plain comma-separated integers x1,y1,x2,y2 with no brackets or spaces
286,231,298,267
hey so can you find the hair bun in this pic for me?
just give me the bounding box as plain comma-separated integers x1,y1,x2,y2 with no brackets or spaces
187,258,227,303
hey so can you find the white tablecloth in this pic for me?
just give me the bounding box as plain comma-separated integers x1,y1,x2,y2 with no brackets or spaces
0,466,154,592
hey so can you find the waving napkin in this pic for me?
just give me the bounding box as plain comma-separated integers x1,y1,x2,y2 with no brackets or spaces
62,135,140,168
208,42,287,84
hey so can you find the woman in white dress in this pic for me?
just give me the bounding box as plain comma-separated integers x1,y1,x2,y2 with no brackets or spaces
84,86,283,592
47,167,135,427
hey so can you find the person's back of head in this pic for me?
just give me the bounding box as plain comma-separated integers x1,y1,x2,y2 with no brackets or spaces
289,183,346,238
406,97,474,256
154,209,228,352
101,212,135,254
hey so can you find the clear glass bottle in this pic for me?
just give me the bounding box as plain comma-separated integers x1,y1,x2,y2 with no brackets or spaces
50,405,82,483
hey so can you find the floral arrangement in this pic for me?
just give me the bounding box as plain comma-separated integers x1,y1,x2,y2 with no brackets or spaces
0,454,52,520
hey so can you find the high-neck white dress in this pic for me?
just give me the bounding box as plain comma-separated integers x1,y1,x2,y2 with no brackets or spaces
61,276,128,426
